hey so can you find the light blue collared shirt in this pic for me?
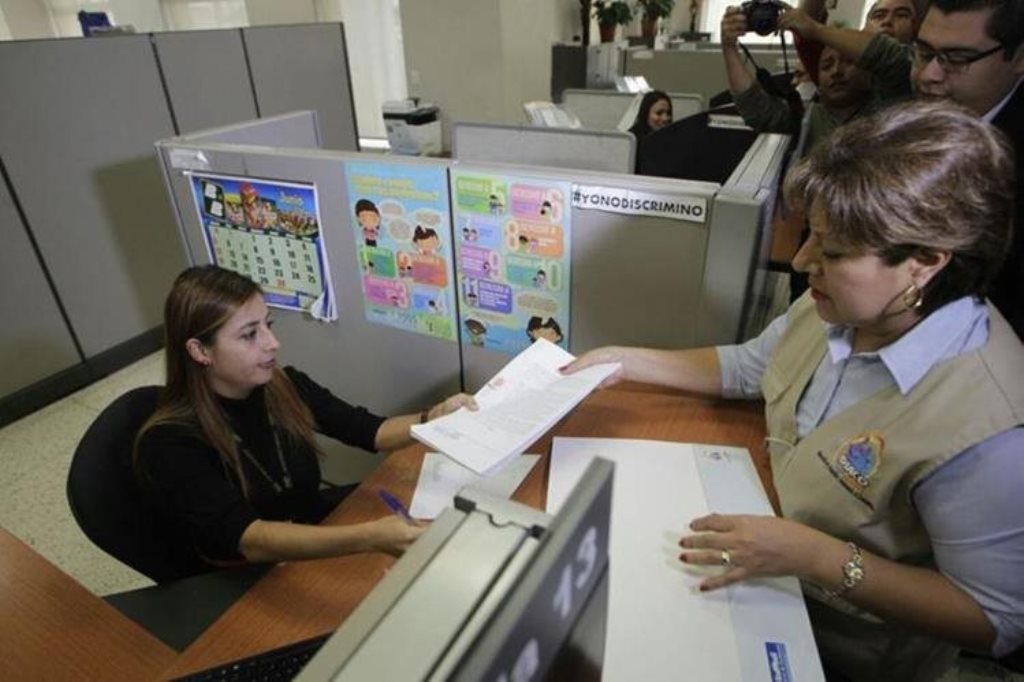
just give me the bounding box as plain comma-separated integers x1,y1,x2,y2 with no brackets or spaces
717,297,1024,656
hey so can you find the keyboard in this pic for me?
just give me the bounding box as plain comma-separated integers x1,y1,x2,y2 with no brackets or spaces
173,632,330,681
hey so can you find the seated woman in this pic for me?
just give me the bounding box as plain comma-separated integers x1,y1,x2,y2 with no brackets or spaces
628,90,673,138
565,101,1023,681
135,265,475,572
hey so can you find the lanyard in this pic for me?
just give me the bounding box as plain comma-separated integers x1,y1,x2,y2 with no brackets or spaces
230,413,293,493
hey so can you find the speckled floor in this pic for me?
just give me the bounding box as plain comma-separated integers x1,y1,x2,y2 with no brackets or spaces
0,351,1020,680
0,351,163,596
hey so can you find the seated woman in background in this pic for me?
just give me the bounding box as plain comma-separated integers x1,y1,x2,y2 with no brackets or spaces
628,90,673,137
135,265,475,571
565,101,1023,681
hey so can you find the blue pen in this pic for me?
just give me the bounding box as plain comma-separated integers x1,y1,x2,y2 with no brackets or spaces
378,489,414,523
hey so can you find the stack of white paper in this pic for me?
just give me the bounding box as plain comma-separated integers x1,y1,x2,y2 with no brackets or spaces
411,339,619,474
408,453,540,520
548,437,824,682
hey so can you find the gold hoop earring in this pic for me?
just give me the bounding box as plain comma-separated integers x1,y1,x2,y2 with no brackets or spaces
901,283,923,310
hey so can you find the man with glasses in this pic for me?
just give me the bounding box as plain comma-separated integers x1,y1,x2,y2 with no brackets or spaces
914,0,1023,340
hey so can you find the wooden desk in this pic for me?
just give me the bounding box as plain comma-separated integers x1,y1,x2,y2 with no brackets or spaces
0,528,177,680
165,387,768,677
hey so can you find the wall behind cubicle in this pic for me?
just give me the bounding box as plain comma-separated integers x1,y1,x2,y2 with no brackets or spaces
0,24,359,426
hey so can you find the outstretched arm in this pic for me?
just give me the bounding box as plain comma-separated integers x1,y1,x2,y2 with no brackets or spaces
680,515,996,652
562,345,724,395
779,9,875,61
238,515,424,562
374,393,479,451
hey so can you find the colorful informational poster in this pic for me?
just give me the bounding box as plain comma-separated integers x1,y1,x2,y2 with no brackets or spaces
190,173,336,319
452,172,572,356
344,161,456,341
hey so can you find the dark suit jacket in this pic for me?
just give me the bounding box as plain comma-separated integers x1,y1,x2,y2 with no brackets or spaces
989,84,1024,340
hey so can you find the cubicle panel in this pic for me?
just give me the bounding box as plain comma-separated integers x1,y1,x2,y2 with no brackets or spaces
0,35,188,358
152,30,259,135
457,162,718,391
699,191,769,346
625,46,788,104
0,177,81,397
242,24,359,152
452,124,635,175
177,110,322,149
159,145,461,419
562,90,704,131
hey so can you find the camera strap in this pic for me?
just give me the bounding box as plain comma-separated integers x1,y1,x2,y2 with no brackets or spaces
738,36,803,119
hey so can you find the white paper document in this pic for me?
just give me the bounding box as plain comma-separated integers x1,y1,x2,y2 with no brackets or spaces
410,339,619,474
548,437,824,682
408,453,540,520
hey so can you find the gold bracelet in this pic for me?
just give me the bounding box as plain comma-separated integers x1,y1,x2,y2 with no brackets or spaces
824,542,865,600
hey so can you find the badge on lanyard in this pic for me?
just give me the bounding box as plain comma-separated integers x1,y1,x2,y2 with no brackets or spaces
832,432,885,495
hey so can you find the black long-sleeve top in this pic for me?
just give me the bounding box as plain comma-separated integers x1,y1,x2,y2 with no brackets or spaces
136,367,385,562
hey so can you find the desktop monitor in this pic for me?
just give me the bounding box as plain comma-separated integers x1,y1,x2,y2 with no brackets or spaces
296,458,613,681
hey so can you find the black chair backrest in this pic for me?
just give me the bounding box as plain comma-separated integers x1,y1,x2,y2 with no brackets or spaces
67,386,208,584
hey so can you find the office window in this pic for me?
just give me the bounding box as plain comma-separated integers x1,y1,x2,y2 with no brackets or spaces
332,0,408,139
161,0,248,30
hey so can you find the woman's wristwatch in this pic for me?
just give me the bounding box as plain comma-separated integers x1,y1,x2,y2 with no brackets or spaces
824,542,865,600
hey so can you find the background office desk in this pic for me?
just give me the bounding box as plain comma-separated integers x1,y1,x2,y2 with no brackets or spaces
165,386,768,677
0,528,177,680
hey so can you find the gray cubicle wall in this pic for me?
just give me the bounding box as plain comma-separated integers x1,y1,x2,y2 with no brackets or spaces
561,90,705,131
243,24,359,152
152,30,259,134
157,120,461,482
0,172,81,400
625,46,788,104
451,124,636,175
0,35,186,362
0,25,360,424
699,133,792,345
455,162,722,391
157,114,779,421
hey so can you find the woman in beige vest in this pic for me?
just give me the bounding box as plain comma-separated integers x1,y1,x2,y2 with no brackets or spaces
565,100,1023,681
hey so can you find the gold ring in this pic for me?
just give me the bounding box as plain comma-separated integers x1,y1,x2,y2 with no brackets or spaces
720,550,732,567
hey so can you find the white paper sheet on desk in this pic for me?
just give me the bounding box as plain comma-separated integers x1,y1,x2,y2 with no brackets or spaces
409,453,540,520
410,339,619,475
548,437,824,682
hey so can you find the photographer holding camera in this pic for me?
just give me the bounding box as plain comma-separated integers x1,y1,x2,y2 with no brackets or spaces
779,0,919,103
721,6,877,151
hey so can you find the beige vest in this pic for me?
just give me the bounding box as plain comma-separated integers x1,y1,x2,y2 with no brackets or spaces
764,294,1024,595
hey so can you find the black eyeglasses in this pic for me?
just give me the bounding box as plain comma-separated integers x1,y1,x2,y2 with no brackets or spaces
912,42,1004,73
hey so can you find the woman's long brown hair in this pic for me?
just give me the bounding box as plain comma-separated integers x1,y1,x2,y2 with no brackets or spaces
135,266,320,496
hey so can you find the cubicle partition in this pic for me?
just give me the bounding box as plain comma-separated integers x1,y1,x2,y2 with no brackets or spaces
0,24,359,426
701,133,793,344
451,123,636,174
625,45,789,104
158,112,788,402
560,89,705,131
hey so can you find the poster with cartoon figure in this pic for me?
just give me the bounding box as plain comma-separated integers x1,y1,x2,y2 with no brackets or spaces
452,172,572,355
344,161,456,341
189,173,336,320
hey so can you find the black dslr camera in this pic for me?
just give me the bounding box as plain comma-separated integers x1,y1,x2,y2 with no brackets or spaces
741,0,785,35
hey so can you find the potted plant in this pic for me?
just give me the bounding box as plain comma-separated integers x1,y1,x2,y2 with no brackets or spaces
593,1,633,43
638,0,675,38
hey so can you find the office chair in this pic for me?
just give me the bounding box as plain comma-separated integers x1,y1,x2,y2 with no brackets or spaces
67,385,210,584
